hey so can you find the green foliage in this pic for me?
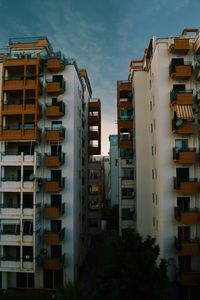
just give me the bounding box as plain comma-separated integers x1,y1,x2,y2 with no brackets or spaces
93,229,168,300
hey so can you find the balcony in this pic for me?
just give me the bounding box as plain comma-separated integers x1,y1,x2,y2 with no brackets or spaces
0,152,41,167
45,127,65,142
88,115,100,125
0,231,20,243
0,177,41,193
46,79,65,95
173,177,198,195
172,120,194,135
46,102,65,118
44,178,65,192
44,203,65,218
88,146,101,155
0,257,20,269
176,272,200,286
2,103,42,118
173,148,197,164
169,62,193,79
175,238,199,256
43,228,65,244
3,78,41,91
169,38,190,54
0,126,41,142
43,254,65,270
47,57,65,72
88,130,100,140
174,207,199,225
170,90,193,105
44,152,65,167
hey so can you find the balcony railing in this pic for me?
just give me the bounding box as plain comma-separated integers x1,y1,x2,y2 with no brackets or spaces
3,77,42,91
0,125,41,142
43,228,65,244
169,62,193,79
42,254,65,270
170,89,193,105
176,271,200,286
44,152,65,167
44,177,65,192
46,79,65,94
169,38,190,54
173,147,197,164
174,207,199,224
173,177,198,195
46,102,65,118
2,103,42,117
45,127,65,142
172,119,194,135
47,57,65,72
175,237,199,256
44,203,65,218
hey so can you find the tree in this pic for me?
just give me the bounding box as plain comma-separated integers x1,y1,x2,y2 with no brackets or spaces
93,229,168,300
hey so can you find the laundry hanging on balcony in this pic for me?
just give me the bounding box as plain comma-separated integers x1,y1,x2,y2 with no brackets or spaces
175,105,194,120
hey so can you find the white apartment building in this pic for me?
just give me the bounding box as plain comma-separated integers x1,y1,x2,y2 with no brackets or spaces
131,28,200,286
0,37,101,289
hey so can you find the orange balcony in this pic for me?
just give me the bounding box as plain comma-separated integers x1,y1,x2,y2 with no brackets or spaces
172,120,195,135
47,58,65,72
88,146,101,155
88,116,100,125
45,127,65,142
44,178,65,193
89,130,100,140
169,63,193,79
169,38,190,54
175,238,199,256
43,228,65,244
173,148,197,164
46,102,65,118
46,80,65,95
43,254,65,270
44,153,65,167
175,207,199,225
170,90,193,105
2,103,42,117
3,78,40,91
3,58,40,67
0,127,41,142
44,203,65,218
173,177,198,195
176,272,200,286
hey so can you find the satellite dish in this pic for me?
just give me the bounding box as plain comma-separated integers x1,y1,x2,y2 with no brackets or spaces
57,94,64,102
29,174,36,181
176,119,183,127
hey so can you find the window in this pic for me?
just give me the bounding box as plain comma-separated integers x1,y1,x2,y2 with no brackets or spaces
122,208,135,220
121,188,135,198
121,168,134,180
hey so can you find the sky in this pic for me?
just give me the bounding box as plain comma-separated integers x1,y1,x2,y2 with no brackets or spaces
1,0,200,154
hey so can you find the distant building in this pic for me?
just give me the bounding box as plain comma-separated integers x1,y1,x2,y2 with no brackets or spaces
109,135,119,208
117,81,136,235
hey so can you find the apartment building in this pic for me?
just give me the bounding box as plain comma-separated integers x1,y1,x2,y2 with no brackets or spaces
117,81,136,235
109,135,118,208
130,28,200,286
0,37,101,289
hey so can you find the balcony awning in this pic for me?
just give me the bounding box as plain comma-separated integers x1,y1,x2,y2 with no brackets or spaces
175,105,194,120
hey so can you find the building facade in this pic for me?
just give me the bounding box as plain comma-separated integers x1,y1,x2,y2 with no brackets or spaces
131,28,200,286
0,37,101,289
117,81,136,235
109,135,118,208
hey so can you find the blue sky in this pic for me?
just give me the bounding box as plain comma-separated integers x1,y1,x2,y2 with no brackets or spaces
1,0,200,154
